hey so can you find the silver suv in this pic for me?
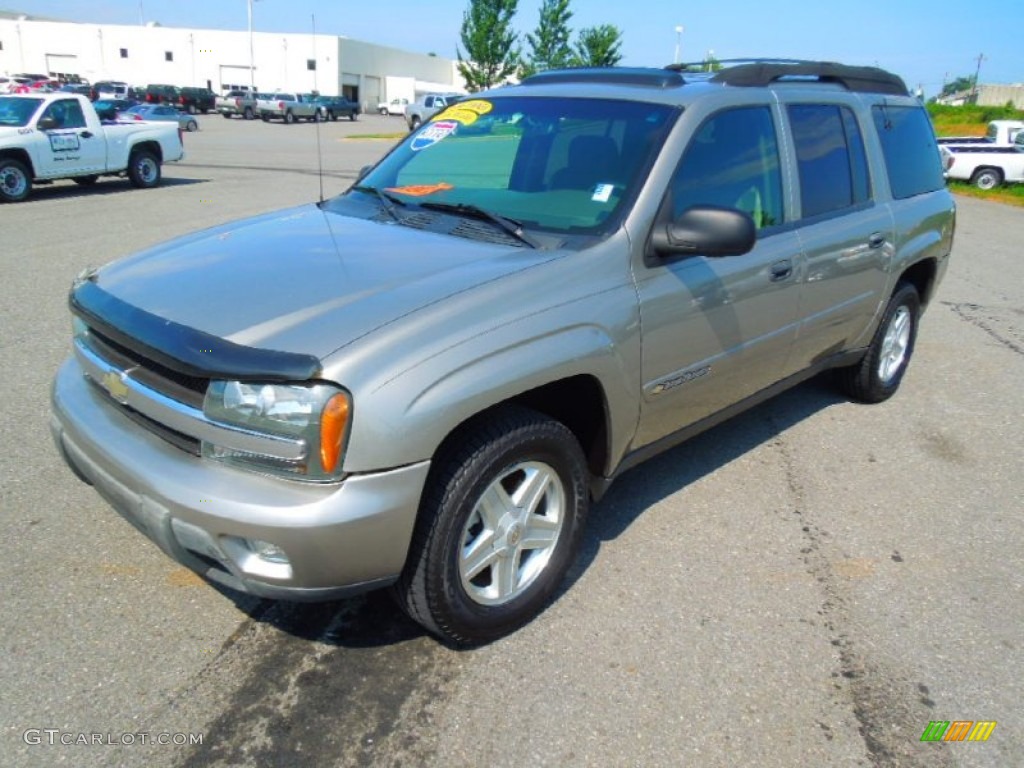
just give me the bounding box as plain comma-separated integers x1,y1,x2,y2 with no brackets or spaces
52,61,955,645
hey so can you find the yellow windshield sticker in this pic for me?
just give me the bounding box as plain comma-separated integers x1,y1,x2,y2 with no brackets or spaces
432,99,493,126
384,182,454,197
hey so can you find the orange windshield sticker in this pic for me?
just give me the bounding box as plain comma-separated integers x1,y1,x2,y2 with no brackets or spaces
385,182,455,197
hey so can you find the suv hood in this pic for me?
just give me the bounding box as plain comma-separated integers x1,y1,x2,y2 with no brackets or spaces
94,204,554,363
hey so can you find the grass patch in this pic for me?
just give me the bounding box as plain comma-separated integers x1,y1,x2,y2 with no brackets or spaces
927,102,1024,137
948,180,1024,207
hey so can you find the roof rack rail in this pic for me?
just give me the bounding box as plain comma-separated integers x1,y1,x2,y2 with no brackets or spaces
665,58,909,96
521,67,685,89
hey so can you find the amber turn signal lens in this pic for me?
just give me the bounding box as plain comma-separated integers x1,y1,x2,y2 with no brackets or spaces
319,393,350,474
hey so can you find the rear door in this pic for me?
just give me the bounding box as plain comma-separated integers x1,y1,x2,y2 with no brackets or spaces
779,99,894,372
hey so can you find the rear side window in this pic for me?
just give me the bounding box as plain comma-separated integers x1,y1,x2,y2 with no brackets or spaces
787,104,871,219
872,105,945,199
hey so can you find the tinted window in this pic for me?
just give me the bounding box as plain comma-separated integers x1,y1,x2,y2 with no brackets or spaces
872,106,945,199
788,104,871,218
672,106,784,229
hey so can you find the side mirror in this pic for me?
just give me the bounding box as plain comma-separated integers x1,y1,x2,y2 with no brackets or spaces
356,164,373,182
650,205,756,259
38,116,58,131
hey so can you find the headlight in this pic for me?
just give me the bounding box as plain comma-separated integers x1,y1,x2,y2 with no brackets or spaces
202,381,351,481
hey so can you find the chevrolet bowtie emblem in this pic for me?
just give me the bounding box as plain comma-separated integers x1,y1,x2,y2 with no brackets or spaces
100,370,130,404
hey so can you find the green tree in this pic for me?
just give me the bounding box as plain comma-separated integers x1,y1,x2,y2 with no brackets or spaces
940,75,974,98
523,0,574,78
572,24,623,68
457,0,521,92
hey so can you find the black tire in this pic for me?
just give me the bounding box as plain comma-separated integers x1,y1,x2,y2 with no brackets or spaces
186,120,198,132
73,175,99,186
243,106,254,120
379,107,388,116
410,115,421,131
970,167,1002,191
127,149,161,189
284,110,295,125
836,282,920,403
350,112,358,122
261,115,270,122
0,157,32,203
221,112,232,119
395,406,589,646
186,103,197,115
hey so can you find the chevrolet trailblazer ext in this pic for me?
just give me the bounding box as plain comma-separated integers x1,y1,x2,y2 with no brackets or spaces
51,62,954,645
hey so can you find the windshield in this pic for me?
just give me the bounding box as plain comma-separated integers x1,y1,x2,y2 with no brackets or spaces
0,97,44,127
353,96,676,235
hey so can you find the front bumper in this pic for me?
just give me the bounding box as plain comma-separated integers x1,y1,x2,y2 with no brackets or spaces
51,357,430,601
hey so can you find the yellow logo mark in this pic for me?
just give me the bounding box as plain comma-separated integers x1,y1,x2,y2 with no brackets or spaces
100,370,129,403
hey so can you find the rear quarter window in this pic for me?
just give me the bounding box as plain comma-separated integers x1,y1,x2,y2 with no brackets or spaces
871,105,945,199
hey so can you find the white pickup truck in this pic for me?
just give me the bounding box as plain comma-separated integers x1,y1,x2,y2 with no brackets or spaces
0,93,184,203
942,134,1024,189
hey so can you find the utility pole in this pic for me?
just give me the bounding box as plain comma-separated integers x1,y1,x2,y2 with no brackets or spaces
247,0,257,93
971,53,986,104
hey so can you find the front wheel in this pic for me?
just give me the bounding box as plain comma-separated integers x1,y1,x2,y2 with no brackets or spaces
185,119,198,132
970,167,1002,190
127,149,161,189
395,406,589,646
409,115,421,131
0,157,32,203
350,112,358,122
836,282,920,403
243,107,254,120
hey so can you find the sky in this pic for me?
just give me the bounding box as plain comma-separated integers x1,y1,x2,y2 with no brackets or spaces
7,0,1021,98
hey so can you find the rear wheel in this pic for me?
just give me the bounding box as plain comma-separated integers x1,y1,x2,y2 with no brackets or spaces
836,282,920,403
127,149,161,189
970,167,1002,190
284,110,295,125
0,157,32,203
243,106,254,120
350,112,358,121
186,103,197,115
185,119,198,132
395,406,589,646
409,115,421,131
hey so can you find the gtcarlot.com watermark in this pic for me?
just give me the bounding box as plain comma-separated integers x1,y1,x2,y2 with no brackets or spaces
23,729,204,747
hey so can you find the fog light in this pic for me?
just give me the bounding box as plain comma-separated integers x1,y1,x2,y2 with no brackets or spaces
250,539,289,564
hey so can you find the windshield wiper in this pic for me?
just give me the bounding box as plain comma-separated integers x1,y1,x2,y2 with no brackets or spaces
418,202,539,249
351,184,406,222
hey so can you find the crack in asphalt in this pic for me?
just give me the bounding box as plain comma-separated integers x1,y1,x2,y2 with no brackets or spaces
942,301,1024,356
768,425,955,768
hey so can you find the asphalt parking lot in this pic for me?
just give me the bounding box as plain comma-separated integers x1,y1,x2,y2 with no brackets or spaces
1,111,1021,768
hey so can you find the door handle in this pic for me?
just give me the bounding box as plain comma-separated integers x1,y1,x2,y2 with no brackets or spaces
770,260,793,282
80,131,94,138
868,232,886,249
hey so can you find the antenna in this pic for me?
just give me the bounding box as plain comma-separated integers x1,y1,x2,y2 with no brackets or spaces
312,13,324,203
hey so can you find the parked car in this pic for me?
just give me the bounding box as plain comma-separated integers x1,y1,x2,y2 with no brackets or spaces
143,84,180,105
178,87,216,115
378,97,409,116
258,93,318,123
50,61,954,646
0,93,183,202
216,90,258,120
313,95,360,121
942,141,1024,189
404,92,462,131
92,98,139,121
59,83,93,97
122,103,198,132
93,81,132,101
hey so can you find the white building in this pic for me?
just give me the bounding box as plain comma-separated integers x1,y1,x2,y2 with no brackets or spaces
0,12,462,109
